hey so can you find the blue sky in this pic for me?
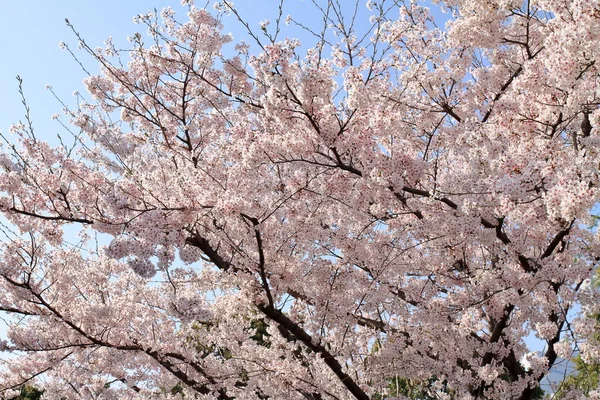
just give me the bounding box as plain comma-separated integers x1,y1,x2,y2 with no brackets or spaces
0,1,163,137
0,0,291,140
0,1,450,138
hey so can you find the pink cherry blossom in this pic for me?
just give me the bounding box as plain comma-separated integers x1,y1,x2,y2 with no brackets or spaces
1,1,600,399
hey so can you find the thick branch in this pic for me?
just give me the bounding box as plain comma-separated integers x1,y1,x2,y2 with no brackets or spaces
187,232,370,400
259,305,369,400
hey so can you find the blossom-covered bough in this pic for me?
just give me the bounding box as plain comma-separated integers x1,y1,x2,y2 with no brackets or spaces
1,0,600,398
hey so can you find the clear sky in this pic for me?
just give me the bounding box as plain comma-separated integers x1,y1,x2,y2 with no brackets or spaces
0,0,291,140
0,0,451,139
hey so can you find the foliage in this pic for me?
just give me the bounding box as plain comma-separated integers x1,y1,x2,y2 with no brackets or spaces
373,376,445,400
0,0,600,399
9,386,44,400
554,298,600,398
554,356,600,399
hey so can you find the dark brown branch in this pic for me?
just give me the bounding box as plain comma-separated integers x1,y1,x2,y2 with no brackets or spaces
388,188,424,219
186,234,231,271
259,305,369,400
481,217,511,245
441,103,462,123
541,220,574,259
241,213,275,309
187,232,369,400
0,305,38,316
482,66,523,123
582,109,592,137
3,272,228,398
8,207,93,225
401,186,458,209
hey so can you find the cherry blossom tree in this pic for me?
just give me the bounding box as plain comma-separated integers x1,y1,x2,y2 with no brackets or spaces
1,0,600,398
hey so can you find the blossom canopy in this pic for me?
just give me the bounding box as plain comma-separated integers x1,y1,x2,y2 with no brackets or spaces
1,0,600,399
